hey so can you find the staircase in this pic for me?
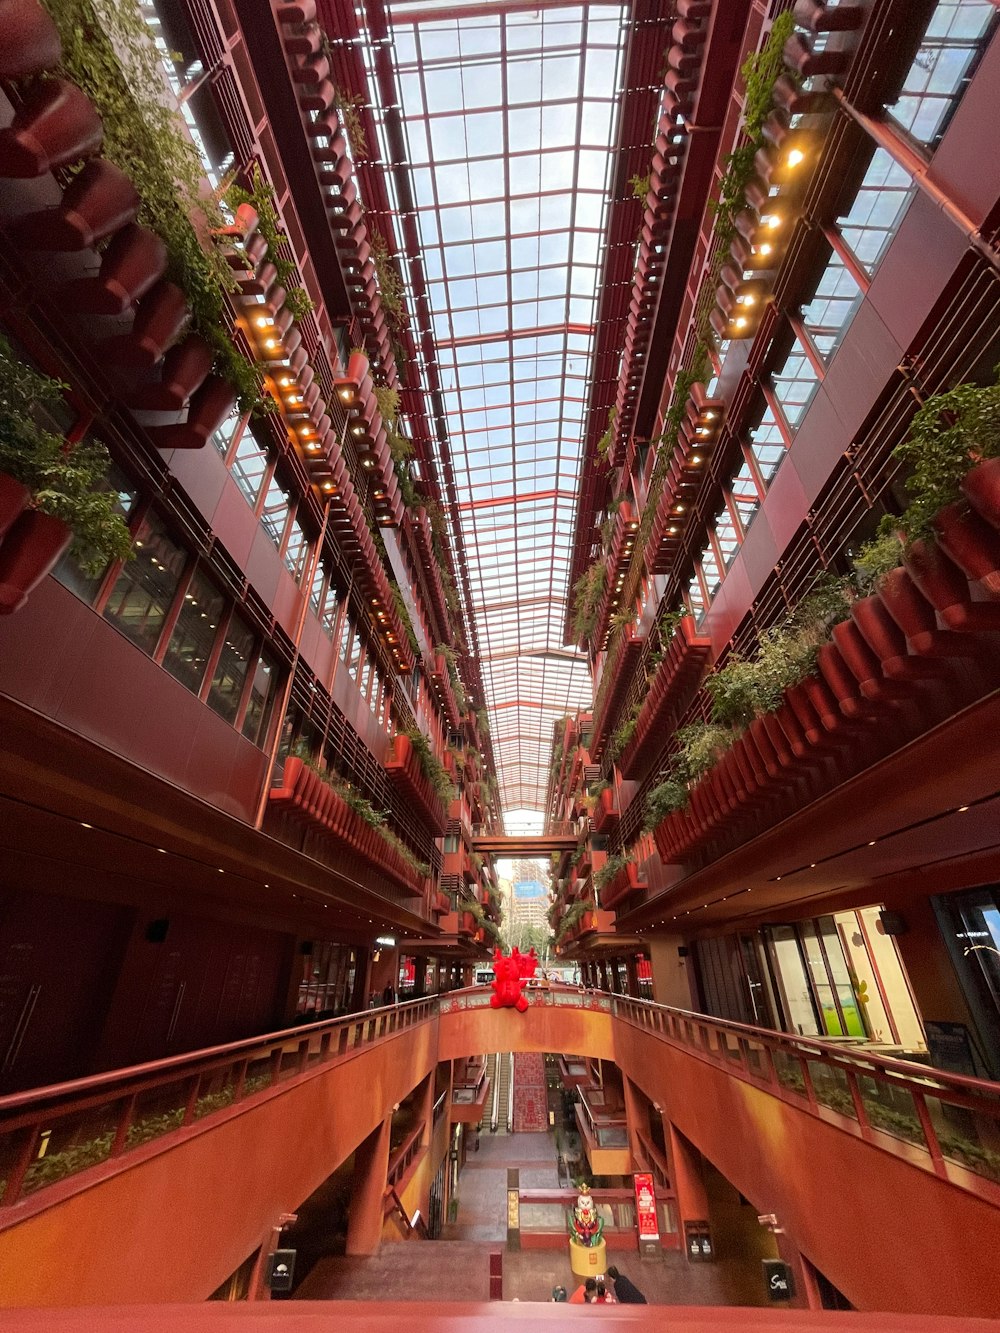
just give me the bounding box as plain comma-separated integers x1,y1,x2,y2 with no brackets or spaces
489,1051,513,1134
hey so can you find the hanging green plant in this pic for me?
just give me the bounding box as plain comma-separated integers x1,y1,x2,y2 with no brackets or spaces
41,0,266,414
644,777,688,829
226,166,314,323
0,337,133,575
571,556,607,641
403,726,452,805
596,406,617,461
879,371,1000,546
593,852,628,893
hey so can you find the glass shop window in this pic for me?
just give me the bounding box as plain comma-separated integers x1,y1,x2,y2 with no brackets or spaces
242,649,281,747
207,611,256,723
163,567,226,694
55,462,140,603
103,511,186,655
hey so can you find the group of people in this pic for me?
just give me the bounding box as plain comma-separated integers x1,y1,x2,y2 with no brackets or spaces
553,1267,647,1305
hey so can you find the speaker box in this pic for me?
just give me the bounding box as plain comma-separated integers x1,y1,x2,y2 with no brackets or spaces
678,945,690,958
299,940,314,956
879,909,908,936
145,918,170,944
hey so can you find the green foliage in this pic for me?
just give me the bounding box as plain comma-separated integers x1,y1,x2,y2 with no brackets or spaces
404,726,452,806
707,577,854,727
593,852,628,893
675,723,733,781
883,372,1000,544
435,642,467,711
476,706,491,737
608,713,638,762
571,557,607,641
644,777,688,829
628,173,651,200
0,338,133,575
556,900,590,942
596,407,617,462
389,581,420,655
853,531,904,587
370,231,406,330
226,164,313,324
42,0,265,413
317,762,430,877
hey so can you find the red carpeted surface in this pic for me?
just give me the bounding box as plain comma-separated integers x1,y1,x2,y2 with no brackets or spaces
512,1052,548,1133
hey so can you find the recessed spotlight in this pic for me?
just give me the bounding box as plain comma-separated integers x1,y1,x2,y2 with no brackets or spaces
81,822,92,829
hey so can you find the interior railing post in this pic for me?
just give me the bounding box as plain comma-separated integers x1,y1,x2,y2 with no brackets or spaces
269,1047,283,1086
1,1123,41,1207
110,1093,137,1157
233,1057,249,1101
912,1088,948,1177
183,1072,203,1125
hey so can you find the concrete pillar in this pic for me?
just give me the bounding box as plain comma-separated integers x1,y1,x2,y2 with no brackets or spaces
649,934,696,1010
666,1121,709,1239
346,1113,392,1255
413,957,426,998
621,1073,646,1170
351,949,371,1012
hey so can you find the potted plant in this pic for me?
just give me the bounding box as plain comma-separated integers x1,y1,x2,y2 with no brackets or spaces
0,336,133,613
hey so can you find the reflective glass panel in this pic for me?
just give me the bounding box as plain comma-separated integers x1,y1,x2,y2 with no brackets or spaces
163,567,225,694
103,512,185,655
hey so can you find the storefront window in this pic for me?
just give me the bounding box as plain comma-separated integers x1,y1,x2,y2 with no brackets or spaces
241,650,281,747
207,611,255,722
55,463,139,603
102,511,186,655
163,567,225,694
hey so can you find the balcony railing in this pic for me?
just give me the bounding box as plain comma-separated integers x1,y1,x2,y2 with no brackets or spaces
4,988,998,1220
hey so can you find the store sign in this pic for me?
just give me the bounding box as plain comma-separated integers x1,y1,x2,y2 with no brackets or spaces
684,1220,714,1262
266,1249,296,1292
633,1172,659,1241
376,935,396,946
763,1259,794,1302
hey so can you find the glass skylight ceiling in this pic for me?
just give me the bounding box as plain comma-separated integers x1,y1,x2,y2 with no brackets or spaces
376,2,628,826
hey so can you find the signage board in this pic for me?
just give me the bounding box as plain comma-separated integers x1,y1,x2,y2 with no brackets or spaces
763,1259,794,1302
633,1172,659,1242
266,1249,296,1292
513,879,546,899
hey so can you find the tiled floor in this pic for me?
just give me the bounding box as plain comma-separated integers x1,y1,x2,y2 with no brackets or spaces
297,1132,765,1307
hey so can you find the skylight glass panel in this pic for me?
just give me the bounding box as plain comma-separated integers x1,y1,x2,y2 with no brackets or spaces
385,1,627,826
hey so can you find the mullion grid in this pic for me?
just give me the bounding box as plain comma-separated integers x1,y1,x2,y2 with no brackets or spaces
395,5,622,821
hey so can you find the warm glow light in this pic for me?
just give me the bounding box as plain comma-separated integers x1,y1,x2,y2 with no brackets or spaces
757,242,773,256
736,294,756,306
734,317,748,329
265,338,278,350
691,454,701,464
787,147,805,168
763,213,781,230
256,316,270,328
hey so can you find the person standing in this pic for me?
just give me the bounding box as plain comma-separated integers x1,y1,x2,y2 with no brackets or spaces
607,1265,647,1303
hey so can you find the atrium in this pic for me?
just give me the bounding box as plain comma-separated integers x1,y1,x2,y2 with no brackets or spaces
2,0,1000,1326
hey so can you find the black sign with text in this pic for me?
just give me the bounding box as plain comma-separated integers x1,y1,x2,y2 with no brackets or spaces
763,1259,794,1302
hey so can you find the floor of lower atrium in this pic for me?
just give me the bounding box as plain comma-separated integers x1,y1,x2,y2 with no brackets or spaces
295,1132,767,1306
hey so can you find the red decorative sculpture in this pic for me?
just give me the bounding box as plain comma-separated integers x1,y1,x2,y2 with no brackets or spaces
489,946,537,1012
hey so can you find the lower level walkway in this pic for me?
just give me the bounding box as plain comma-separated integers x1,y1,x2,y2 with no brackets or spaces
297,1130,764,1306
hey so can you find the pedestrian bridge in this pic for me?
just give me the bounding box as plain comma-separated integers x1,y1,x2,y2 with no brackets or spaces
2,990,999,1317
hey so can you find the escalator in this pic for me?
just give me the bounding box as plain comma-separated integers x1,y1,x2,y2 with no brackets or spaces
489,1051,513,1134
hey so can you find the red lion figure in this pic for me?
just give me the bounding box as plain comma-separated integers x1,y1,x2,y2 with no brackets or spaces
490,946,537,1011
